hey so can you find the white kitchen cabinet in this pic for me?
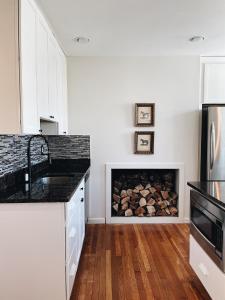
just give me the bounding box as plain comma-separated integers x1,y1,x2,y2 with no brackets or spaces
20,0,39,134
67,179,85,298
36,7,68,129
36,14,49,120
190,235,225,300
201,57,225,104
57,51,68,135
0,179,85,300
62,56,69,134
204,63,225,103
0,0,68,134
48,35,59,122
66,179,85,296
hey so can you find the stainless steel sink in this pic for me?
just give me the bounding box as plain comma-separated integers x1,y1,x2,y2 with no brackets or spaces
40,176,74,184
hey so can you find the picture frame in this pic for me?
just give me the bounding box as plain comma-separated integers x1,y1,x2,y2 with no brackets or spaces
135,131,154,154
135,103,155,127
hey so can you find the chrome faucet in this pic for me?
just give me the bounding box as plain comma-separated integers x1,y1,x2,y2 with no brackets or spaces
26,135,51,183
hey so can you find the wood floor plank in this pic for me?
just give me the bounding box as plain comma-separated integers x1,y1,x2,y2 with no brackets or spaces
106,250,113,300
133,224,151,272
122,225,141,300
114,225,122,257
138,224,168,299
71,224,211,300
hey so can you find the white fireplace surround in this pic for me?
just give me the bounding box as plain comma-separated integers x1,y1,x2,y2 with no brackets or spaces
106,162,185,224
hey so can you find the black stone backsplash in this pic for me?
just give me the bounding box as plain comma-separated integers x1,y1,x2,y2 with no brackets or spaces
48,135,90,159
0,135,47,177
0,135,90,178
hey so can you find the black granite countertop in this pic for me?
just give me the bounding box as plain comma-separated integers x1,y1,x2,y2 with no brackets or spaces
0,159,90,203
188,181,225,210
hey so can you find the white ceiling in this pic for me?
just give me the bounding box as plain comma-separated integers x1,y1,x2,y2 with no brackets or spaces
36,0,225,56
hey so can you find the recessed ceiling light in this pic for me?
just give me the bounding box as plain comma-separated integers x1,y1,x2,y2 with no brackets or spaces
189,36,205,43
73,36,90,44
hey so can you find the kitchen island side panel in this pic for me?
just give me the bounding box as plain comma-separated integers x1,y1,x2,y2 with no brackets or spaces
0,202,66,300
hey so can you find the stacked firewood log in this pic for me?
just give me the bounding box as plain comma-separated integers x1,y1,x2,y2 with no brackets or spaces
112,172,178,217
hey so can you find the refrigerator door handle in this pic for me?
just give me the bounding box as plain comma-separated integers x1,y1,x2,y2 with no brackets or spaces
210,122,216,170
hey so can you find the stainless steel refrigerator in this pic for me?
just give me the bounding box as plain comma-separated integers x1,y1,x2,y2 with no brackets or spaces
201,104,225,181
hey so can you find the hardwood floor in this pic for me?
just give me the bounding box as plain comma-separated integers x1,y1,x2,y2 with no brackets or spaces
71,224,211,300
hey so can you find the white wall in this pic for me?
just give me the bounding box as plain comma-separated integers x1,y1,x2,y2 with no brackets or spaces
67,56,200,222
0,0,21,134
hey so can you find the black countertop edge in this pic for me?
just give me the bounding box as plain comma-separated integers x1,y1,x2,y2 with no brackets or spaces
187,181,225,210
0,159,90,203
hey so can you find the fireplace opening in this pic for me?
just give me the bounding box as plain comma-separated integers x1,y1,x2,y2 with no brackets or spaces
111,169,179,217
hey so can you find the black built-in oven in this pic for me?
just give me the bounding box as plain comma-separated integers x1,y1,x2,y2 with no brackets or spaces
190,190,225,272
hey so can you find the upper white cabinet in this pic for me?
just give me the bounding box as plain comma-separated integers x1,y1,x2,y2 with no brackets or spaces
22,0,68,133
36,14,49,120
57,51,68,134
201,57,225,104
20,0,39,134
0,0,68,134
36,9,68,129
48,35,59,122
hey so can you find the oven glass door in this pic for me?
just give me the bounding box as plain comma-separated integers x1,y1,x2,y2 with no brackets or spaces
191,201,223,255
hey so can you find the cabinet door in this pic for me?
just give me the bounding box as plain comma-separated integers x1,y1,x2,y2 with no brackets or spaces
66,192,80,264
48,36,58,121
78,180,85,253
66,191,81,300
66,180,85,299
70,188,84,264
80,196,85,249
62,55,68,134
36,15,49,119
57,51,68,135
204,63,225,103
190,235,225,300
20,0,39,134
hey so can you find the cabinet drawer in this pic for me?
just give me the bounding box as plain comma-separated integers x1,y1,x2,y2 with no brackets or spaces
79,179,85,196
66,192,79,226
66,198,78,262
66,179,85,262
190,235,225,300
66,224,77,262
66,179,85,223
67,246,78,299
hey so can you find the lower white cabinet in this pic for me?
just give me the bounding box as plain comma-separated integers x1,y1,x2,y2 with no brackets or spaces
190,235,225,300
66,179,85,296
0,179,85,300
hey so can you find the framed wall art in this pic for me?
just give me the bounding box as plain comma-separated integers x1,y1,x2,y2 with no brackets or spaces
134,131,154,154
135,103,155,127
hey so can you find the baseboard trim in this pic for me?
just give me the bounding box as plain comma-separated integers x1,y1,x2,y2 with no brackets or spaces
106,217,188,224
184,217,190,223
88,218,106,224
87,217,190,225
